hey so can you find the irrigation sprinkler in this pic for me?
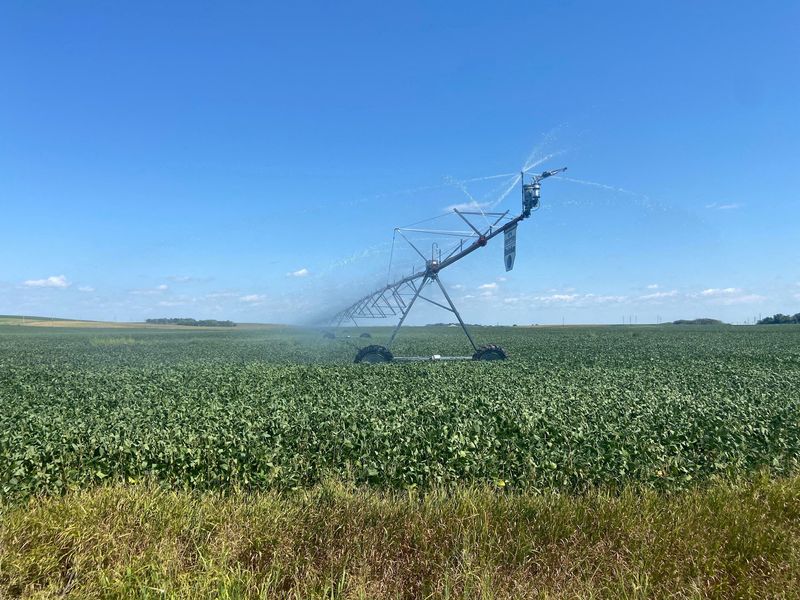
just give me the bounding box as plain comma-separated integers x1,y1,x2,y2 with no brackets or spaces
330,168,566,363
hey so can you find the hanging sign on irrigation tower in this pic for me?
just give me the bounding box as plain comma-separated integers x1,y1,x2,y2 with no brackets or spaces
504,223,517,271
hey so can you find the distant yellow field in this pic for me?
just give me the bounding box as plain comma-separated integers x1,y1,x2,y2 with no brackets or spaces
27,320,140,328
0,316,277,329
0,317,146,328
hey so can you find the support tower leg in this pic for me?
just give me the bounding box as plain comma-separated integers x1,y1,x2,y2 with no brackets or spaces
386,275,428,350
432,274,478,353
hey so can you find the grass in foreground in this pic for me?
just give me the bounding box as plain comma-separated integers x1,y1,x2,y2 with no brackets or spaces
2,475,800,599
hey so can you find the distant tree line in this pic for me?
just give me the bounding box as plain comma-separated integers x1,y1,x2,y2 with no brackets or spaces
757,313,800,325
145,318,236,327
672,318,724,325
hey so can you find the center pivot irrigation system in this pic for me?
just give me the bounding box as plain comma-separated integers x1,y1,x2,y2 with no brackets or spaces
329,167,567,363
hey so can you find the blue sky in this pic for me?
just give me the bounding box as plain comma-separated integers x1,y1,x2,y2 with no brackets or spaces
1,1,798,325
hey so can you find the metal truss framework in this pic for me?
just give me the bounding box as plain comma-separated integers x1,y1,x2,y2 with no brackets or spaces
329,169,566,353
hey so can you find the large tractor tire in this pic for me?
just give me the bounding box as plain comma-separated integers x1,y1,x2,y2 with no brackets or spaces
359,332,372,339
354,345,394,364
472,344,508,361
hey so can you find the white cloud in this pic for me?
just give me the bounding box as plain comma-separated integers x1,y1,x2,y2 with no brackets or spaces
640,290,679,300
497,276,507,282
206,291,239,299
23,275,70,288
469,290,630,308
157,300,185,307
534,293,579,304
78,286,95,293
478,282,497,290
646,283,659,290
451,283,465,290
287,268,309,278
705,202,742,210
156,284,169,291
495,291,628,307
240,294,266,303
587,294,628,304
695,287,766,305
700,287,740,297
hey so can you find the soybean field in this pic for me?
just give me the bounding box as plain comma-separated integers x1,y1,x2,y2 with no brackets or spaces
1,324,799,500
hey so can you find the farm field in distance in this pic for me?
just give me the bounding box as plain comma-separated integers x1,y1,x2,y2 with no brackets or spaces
2,323,800,598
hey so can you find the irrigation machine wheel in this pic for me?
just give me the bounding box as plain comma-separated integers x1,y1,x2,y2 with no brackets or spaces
472,344,508,361
359,332,372,338
322,332,336,339
354,345,394,364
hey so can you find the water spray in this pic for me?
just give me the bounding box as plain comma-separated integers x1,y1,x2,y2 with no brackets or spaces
522,168,567,217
